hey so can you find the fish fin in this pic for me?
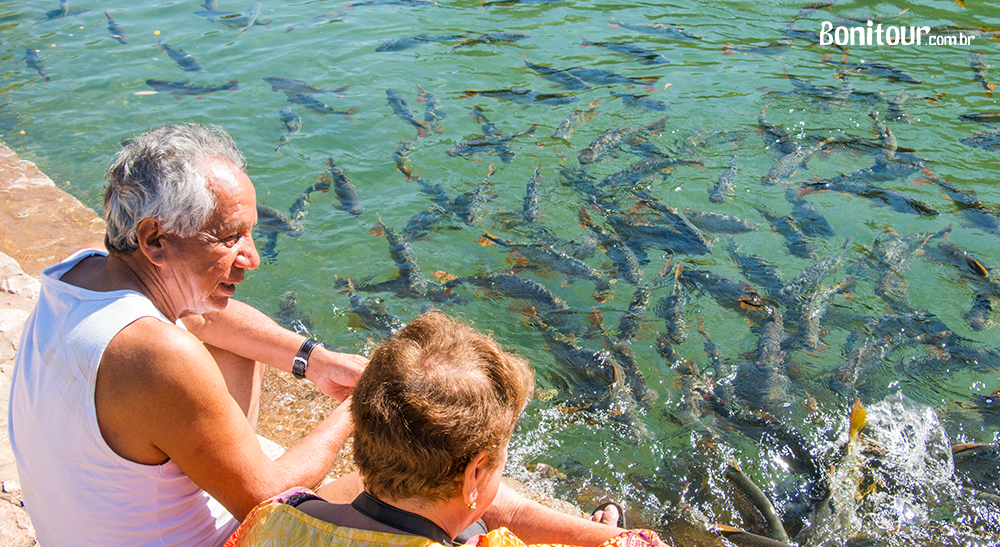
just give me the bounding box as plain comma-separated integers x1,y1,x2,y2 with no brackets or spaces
849,398,867,444
607,23,620,30
956,0,966,6
432,270,458,281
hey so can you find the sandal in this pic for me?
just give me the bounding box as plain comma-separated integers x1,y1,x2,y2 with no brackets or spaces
591,500,626,529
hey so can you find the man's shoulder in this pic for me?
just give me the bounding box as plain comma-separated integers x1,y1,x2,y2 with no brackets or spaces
106,318,213,382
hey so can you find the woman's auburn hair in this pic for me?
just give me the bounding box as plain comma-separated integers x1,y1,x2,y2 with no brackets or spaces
351,311,535,503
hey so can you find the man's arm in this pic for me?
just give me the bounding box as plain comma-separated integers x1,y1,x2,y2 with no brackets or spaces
182,299,366,400
97,318,354,520
483,484,622,547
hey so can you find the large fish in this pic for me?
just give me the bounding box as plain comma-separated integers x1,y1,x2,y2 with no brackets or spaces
916,169,1000,237
376,34,464,52
618,261,671,342
655,263,689,346
450,32,530,51
285,92,360,118
760,137,834,186
735,308,790,414
263,76,348,95
521,54,591,90
415,84,446,124
581,37,670,65
326,156,364,215
756,207,815,260
143,79,239,97
609,90,670,112
449,269,569,314
104,10,128,44
480,232,612,296
725,461,790,543
578,208,644,285
193,3,270,30
800,177,939,216
682,209,758,235
159,42,204,72
374,217,430,297
551,99,599,140
22,49,49,82
461,87,578,106
608,17,701,41
256,203,303,261
386,88,431,138
784,188,835,239
959,129,1000,152
820,54,922,84
523,163,542,223
289,175,330,222
275,108,302,152
709,153,738,203
679,268,771,321
579,117,668,164
970,52,997,99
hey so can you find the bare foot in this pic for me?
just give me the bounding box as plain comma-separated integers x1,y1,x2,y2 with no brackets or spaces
590,503,620,527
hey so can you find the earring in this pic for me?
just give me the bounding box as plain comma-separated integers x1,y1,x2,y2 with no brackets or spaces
466,501,477,512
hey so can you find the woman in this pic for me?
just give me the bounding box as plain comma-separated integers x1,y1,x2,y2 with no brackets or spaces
225,312,666,547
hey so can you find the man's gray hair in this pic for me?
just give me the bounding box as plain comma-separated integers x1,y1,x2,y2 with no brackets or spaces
103,123,247,254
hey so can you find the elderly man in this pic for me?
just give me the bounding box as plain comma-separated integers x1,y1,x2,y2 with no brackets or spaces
8,123,366,546
9,123,621,547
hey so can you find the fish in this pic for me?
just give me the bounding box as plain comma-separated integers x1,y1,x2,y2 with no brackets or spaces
581,37,670,65
551,99,599,140
31,1,88,26
963,293,993,331
726,238,784,297
820,54,922,84
401,206,454,240
725,461,790,543
348,292,405,340
289,175,330,222
523,163,542,223
678,268,771,321
375,217,430,297
461,87,578,106
386,88,432,138
722,42,792,58
450,32,531,51
970,52,997,98
709,153,738,203
449,269,569,314
535,326,622,409
609,90,670,112
565,67,659,87
959,129,1000,152
608,17,701,41
256,203,303,261
275,108,302,152
579,117,668,164
326,156,364,215
415,84,446,124
756,207,815,260
521,54,592,90
343,0,436,6
682,209,757,235
450,164,495,225
734,308,790,415
886,90,914,123
478,0,562,11
605,209,711,258
959,112,1000,125
632,192,714,255
605,337,656,411
618,261,671,342
375,34,465,52
193,3,269,30
22,49,49,82
798,275,854,349
757,104,798,156
656,263,689,345
285,92,360,118
760,137,834,186
447,121,537,163
832,329,951,395
579,208,644,285
800,177,939,217
601,156,700,189
275,291,313,335
777,242,848,305
916,169,1000,237
159,42,204,72
393,141,418,183
104,10,128,44
784,189,834,239
869,226,950,307
481,232,612,296
143,79,239,97
263,76,348,95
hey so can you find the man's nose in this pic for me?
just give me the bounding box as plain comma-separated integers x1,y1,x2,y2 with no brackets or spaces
237,235,260,270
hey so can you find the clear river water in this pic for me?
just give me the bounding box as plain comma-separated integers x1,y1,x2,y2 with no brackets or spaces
2,0,999,544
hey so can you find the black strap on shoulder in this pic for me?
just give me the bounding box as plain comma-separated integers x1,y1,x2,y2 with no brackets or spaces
351,492,455,546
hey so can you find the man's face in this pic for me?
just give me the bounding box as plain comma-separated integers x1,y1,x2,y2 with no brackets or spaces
164,157,260,317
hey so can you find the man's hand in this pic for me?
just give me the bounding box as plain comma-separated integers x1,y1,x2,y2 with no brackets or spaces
307,348,367,401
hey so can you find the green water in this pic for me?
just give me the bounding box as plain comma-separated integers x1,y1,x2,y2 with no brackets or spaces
3,0,1000,542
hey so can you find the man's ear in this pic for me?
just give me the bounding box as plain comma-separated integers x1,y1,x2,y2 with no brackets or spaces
136,217,168,266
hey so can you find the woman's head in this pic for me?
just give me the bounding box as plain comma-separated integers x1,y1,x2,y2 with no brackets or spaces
352,312,534,504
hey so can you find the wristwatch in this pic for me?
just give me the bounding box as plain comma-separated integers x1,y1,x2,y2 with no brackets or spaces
292,338,320,380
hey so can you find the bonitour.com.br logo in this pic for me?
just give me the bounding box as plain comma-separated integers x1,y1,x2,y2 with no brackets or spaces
820,20,977,46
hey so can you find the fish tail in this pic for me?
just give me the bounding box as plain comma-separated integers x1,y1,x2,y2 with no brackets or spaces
581,36,593,46
849,397,867,444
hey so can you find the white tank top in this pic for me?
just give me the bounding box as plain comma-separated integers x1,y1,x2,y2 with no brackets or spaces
8,249,237,547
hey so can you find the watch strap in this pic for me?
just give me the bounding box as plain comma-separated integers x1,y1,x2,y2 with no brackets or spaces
292,338,320,380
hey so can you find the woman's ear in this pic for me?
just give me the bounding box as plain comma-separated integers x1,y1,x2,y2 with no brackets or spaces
136,217,168,266
462,451,492,508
